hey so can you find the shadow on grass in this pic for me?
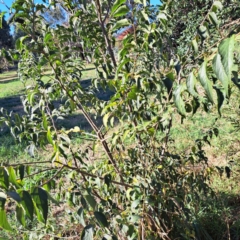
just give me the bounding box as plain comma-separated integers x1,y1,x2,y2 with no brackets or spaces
195,190,240,240
0,78,115,135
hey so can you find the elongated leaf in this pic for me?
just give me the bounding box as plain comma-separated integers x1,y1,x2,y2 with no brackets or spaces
16,205,26,226
47,127,53,145
173,85,186,116
32,187,48,224
77,207,86,227
198,61,214,103
209,12,219,27
8,167,20,188
18,190,34,220
85,195,96,210
111,0,126,13
0,209,12,231
19,165,24,181
186,72,198,97
0,167,9,190
112,19,130,32
218,35,235,79
113,5,129,17
212,53,229,95
81,224,94,240
192,39,198,54
103,113,110,127
94,211,109,228
7,191,21,202
214,86,226,116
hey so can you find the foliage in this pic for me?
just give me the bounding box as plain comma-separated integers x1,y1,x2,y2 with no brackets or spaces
0,12,13,71
0,0,239,239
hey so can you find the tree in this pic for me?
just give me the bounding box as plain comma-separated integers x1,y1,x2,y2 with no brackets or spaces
0,0,239,239
0,12,12,49
0,12,13,72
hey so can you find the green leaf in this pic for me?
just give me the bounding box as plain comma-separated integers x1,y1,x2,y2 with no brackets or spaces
0,209,12,231
7,191,21,202
0,167,9,190
44,32,52,43
173,85,186,116
16,205,26,226
192,39,198,54
0,192,7,209
19,165,24,181
8,167,20,188
81,225,94,240
218,35,235,80
214,86,226,116
209,12,219,27
85,195,96,210
186,72,198,97
47,127,54,145
103,113,111,127
32,187,48,224
77,207,86,227
198,60,214,103
111,0,126,14
18,190,34,220
112,19,130,32
94,211,109,228
212,1,223,11
212,53,229,95
113,5,129,17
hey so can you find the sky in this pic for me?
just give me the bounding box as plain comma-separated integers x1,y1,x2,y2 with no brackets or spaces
0,0,162,15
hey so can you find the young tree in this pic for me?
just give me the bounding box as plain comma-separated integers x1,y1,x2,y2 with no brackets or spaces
0,12,12,49
0,0,239,239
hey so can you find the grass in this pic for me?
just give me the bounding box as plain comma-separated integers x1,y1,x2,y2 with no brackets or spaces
0,65,96,98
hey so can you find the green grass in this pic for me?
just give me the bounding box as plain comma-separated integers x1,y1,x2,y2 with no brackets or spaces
0,65,96,98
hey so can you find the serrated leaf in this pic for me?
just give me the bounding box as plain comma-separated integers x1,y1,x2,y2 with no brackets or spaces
81,224,94,240
218,35,235,80
113,5,129,17
111,0,126,14
173,85,187,116
198,60,214,103
186,72,198,97
94,211,109,228
0,209,12,231
212,53,229,95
